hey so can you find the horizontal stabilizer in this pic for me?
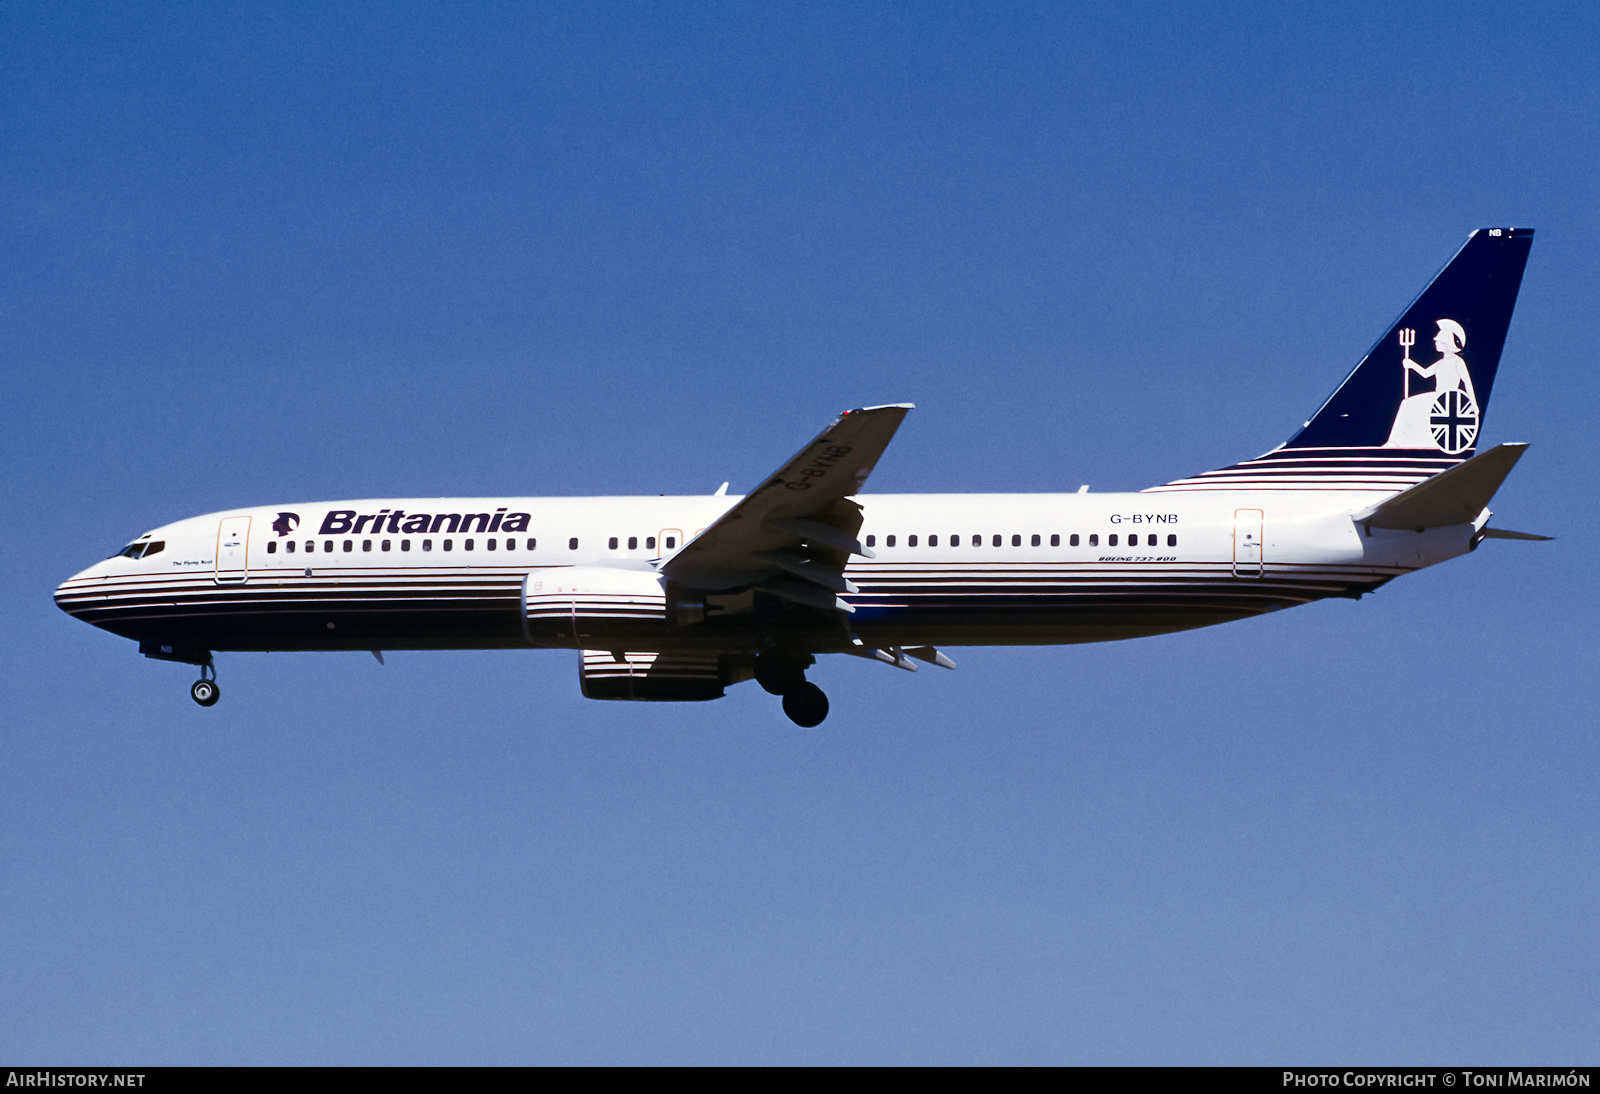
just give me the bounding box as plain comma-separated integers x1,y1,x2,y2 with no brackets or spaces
1478,527,1553,541
1355,443,1528,531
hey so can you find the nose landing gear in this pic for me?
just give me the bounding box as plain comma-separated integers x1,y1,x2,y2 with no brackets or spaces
754,653,828,727
190,662,220,707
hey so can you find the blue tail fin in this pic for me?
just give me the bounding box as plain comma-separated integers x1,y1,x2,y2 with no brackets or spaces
1149,228,1533,495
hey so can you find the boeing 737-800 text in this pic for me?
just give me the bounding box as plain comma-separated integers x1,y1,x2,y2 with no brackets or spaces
56,228,1546,725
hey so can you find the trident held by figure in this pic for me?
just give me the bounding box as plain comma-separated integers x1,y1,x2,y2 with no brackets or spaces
1399,328,1416,397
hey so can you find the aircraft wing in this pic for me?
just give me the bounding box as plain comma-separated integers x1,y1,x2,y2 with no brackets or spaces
662,404,912,600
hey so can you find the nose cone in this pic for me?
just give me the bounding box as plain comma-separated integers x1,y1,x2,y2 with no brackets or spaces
55,560,111,622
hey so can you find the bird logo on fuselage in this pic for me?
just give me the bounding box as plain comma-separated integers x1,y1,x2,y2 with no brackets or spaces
271,512,300,537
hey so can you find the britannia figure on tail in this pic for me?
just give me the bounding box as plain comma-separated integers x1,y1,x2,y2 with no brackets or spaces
1384,318,1478,452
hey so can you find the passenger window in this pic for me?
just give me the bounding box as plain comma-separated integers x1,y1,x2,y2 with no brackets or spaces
423,539,432,551
382,540,390,551
401,540,411,552
886,535,896,547
865,535,875,547
444,539,453,551
1031,534,1041,547
1012,534,1021,547
267,541,277,554
1168,534,1177,547
928,535,938,547
646,536,656,550
628,536,637,550
608,537,618,550
305,541,314,553
1070,534,1079,547
992,535,1001,547
1109,534,1118,546
569,538,579,550
665,536,675,549
325,540,334,553
972,535,980,547
286,541,296,553
465,539,474,550
909,535,918,547
486,538,496,551
1050,535,1060,547
527,538,537,550
1148,534,1158,547
362,540,371,552
343,540,353,552
949,534,958,547
1089,534,1098,546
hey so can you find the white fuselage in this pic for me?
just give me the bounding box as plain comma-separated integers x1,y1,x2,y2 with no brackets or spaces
55,490,1480,656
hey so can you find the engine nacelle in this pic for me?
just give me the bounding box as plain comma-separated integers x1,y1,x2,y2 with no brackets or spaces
579,649,730,702
522,565,669,646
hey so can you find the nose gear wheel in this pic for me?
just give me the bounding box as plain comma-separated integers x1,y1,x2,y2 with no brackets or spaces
190,661,220,707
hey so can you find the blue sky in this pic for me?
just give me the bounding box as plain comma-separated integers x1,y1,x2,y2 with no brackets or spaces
4,1,1597,1064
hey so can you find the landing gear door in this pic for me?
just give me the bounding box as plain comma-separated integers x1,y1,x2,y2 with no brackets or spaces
1233,509,1263,577
215,516,251,583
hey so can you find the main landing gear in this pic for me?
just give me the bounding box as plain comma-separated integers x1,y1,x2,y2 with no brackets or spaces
755,653,829,727
190,662,220,707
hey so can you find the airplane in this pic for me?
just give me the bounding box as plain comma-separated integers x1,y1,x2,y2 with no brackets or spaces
55,228,1547,726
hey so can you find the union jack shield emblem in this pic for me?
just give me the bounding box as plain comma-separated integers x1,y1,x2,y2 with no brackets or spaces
1429,390,1479,454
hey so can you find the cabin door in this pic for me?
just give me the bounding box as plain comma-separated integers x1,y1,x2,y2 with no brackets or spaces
1232,509,1263,577
215,516,252,583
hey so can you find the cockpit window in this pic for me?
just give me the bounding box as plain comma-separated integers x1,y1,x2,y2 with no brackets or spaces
114,539,165,560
